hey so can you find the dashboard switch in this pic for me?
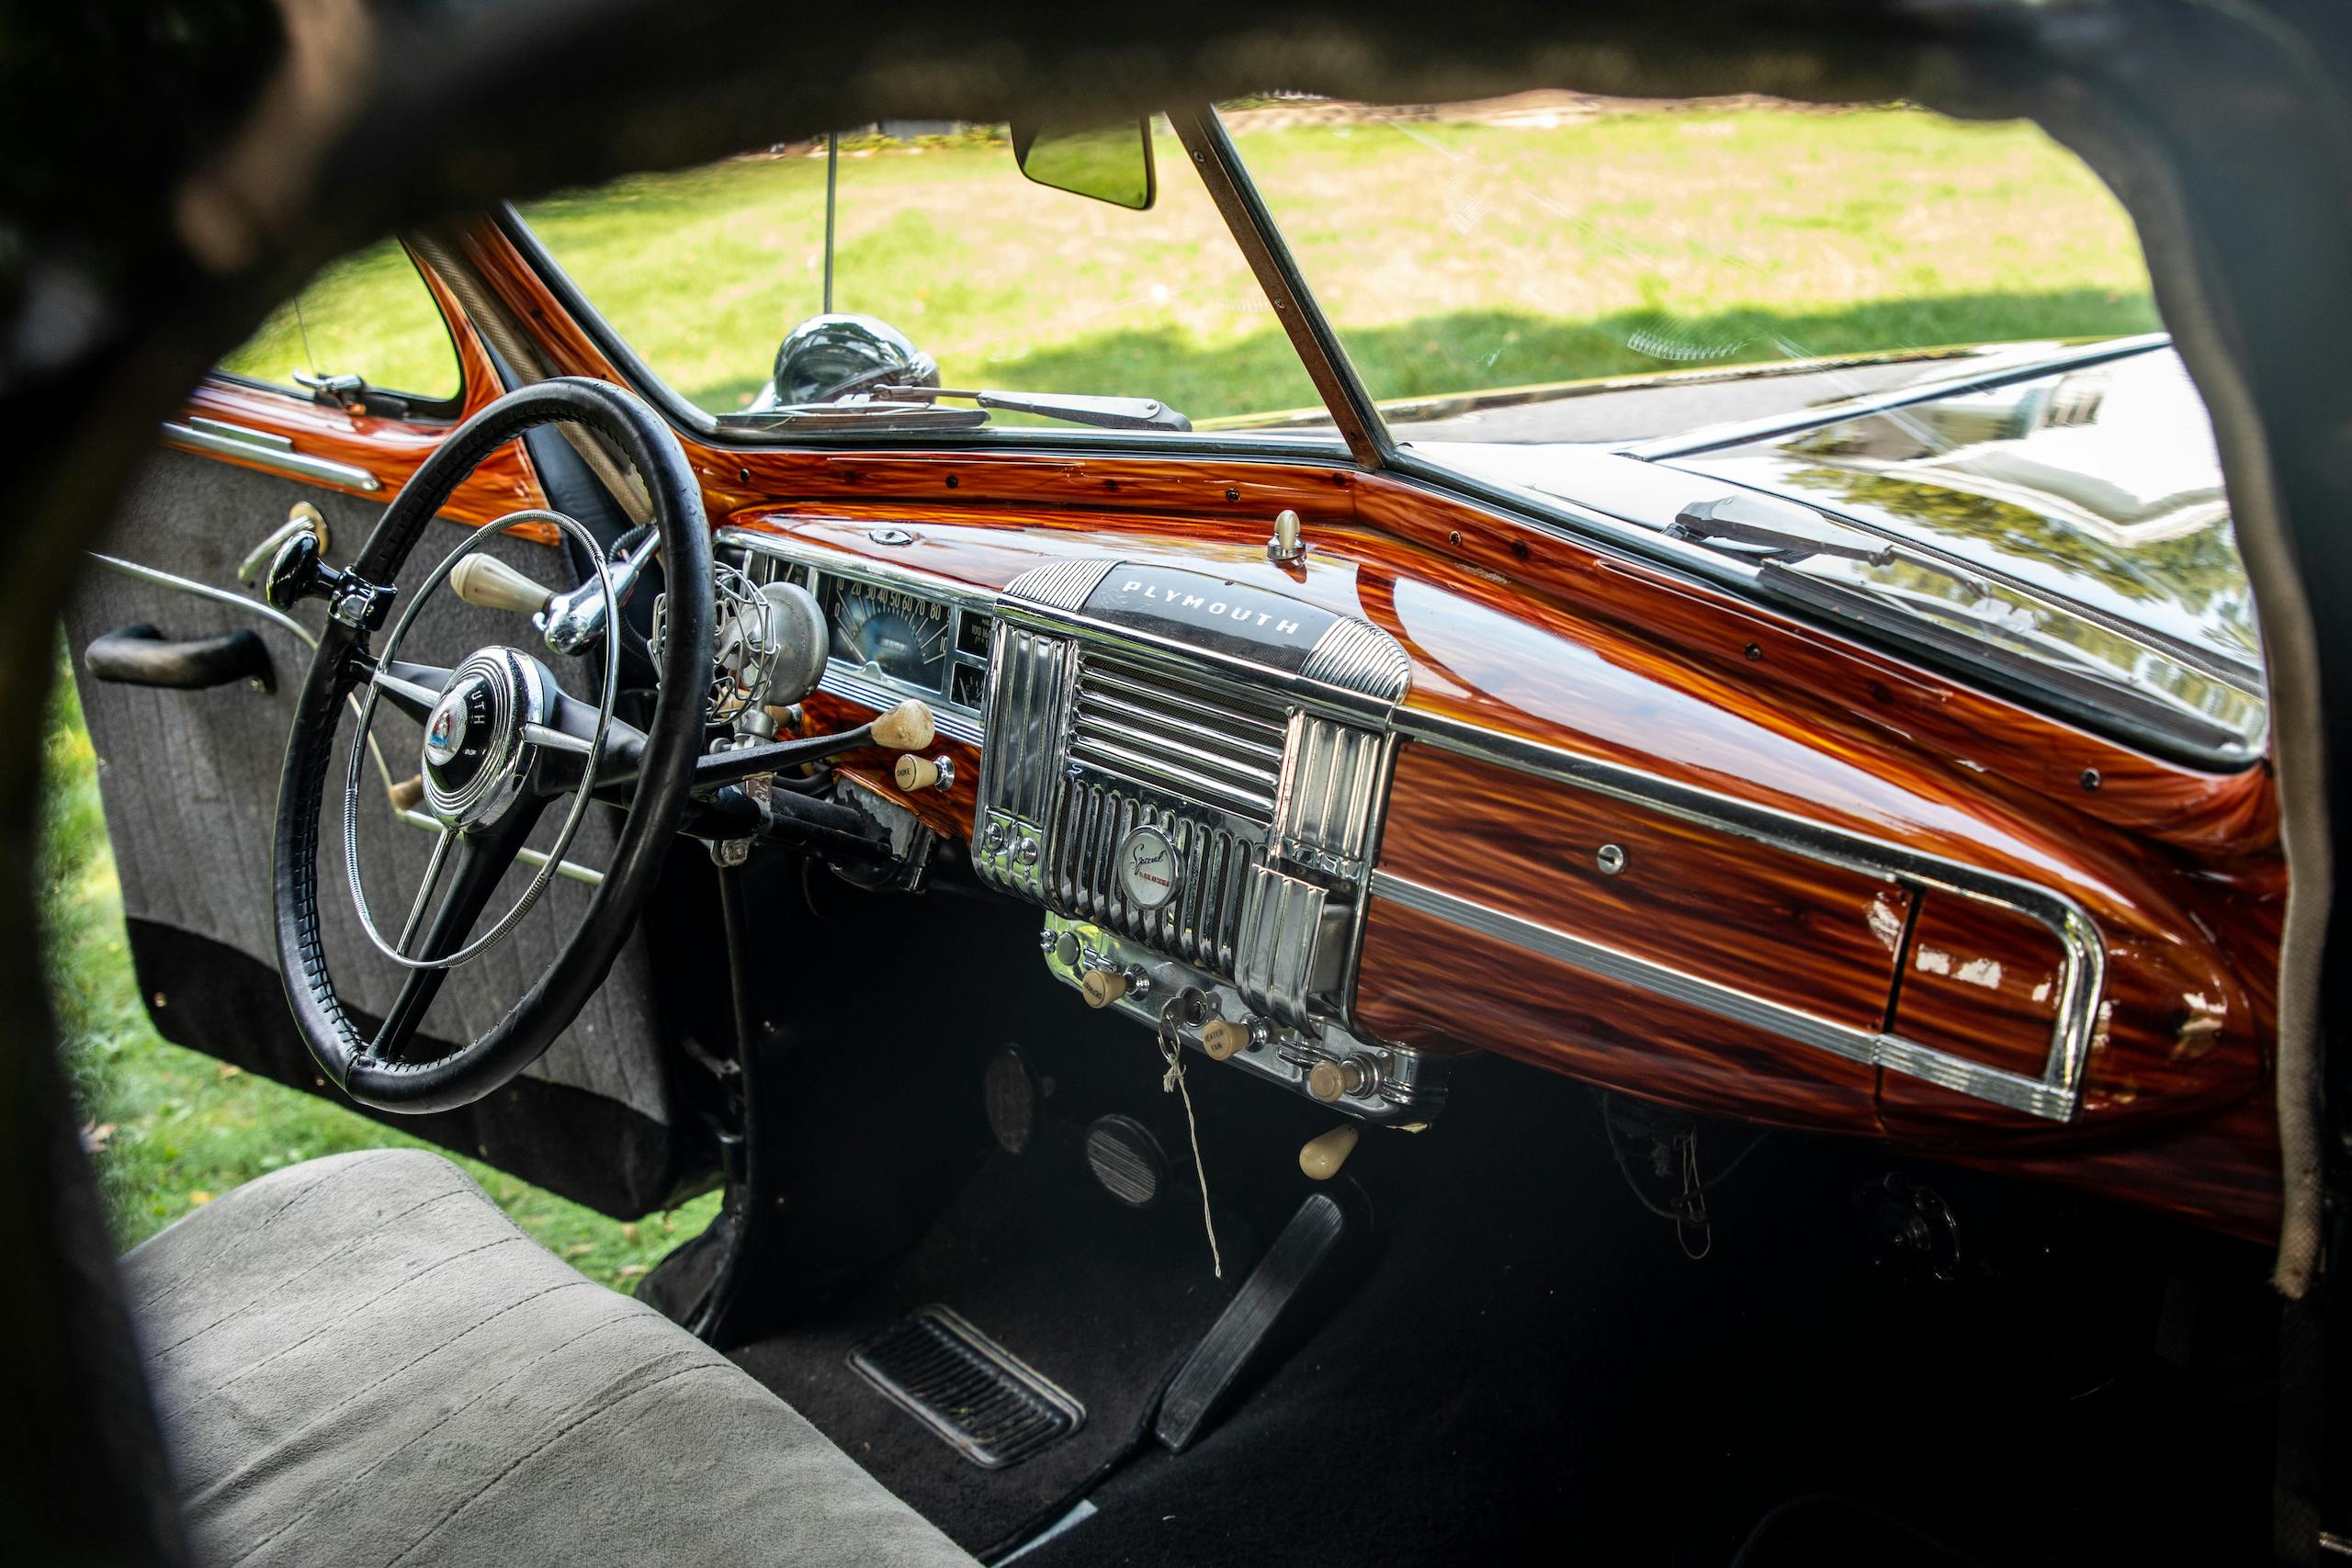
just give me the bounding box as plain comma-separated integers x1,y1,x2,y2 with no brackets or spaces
893,752,954,793
1200,1019,1254,1061
1081,969,1128,1009
1306,1055,1373,1103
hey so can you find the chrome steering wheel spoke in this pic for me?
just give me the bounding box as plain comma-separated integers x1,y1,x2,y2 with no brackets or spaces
368,659,456,725
342,512,622,972
526,687,646,798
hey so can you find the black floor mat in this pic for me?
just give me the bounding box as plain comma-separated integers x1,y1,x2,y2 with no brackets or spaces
1009,1063,2277,1568
727,1124,1244,1557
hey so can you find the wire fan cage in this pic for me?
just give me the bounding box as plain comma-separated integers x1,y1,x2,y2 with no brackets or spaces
650,561,780,723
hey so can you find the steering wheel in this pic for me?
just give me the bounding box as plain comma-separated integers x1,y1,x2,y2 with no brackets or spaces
269,378,712,1112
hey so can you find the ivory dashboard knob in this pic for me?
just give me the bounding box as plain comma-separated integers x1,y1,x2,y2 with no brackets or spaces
1199,1019,1252,1061
870,699,935,751
1306,1056,1370,1104
449,554,555,615
1080,969,1127,1010
894,754,941,792
1299,1122,1360,1181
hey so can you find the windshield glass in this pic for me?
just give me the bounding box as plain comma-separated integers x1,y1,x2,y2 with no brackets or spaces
1230,95,2265,761
1229,95,2161,441
517,121,1324,434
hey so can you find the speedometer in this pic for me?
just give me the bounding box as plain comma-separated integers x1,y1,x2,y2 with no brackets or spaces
822,577,951,692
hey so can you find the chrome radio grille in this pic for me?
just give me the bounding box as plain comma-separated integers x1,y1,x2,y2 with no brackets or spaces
1047,786,1255,973
1069,652,1286,824
974,570,1406,1036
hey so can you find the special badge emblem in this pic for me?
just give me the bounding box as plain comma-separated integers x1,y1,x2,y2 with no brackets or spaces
424,692,467,767
1115,823,1180,911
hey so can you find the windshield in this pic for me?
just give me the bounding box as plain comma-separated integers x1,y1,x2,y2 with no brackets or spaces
1229,95,2162,442
516,122,1325,434
1230,95,2265,761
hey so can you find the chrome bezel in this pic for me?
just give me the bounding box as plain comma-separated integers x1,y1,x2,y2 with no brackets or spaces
717,526,989,744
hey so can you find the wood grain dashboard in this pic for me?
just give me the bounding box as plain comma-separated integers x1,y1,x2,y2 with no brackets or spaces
145,214,2286,1243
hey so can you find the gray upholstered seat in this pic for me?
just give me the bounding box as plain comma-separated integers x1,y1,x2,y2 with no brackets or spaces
123,1149,974,1568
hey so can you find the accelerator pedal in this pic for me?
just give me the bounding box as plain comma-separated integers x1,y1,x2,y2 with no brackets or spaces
1154,1187,1366,1453
850,1305,1084,1469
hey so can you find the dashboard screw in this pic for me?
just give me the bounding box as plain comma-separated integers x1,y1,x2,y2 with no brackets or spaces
2080,768,2102,791
1226,487,1240,502
1744,642,1763,661
944,473,959,489
1596,843,1627,874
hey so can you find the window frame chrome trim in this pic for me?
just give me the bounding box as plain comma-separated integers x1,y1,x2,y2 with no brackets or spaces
1387,709,2104,1122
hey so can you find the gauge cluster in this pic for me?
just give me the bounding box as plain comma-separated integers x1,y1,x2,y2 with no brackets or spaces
740,547,992,723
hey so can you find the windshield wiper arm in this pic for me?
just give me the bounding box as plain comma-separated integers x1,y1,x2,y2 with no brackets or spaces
875,384,1192,433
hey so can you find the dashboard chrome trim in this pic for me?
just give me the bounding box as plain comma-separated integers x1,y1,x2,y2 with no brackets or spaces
1386,710,2104,1122
1371,869,2075,1122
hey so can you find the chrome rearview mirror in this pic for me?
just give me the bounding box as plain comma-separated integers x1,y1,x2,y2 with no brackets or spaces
1010,118,1157,210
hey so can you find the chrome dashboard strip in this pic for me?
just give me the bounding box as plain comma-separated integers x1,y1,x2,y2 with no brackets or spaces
717,526,1000,614
821,666,984,746
1371,869,2074,1122
1389,709,2103,1122
161,421,381,491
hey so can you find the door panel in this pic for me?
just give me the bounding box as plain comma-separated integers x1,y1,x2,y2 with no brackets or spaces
67,447,689,1215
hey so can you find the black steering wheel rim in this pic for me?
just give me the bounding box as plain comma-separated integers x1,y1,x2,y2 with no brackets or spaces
271,378,712,1113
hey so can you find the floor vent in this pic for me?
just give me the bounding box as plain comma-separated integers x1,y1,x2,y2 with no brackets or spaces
848,1306,1084,1469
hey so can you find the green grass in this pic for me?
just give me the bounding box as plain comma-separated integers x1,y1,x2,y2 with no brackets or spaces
41,660,718,1280
222,104,2156,424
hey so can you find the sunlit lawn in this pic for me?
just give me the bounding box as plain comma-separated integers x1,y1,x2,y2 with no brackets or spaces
103,100,2157,1268
233,103,2157,423
42,667,719,1279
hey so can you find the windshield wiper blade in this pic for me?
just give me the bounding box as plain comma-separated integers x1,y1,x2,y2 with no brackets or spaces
1668,492,1892,565
876,384,1192,433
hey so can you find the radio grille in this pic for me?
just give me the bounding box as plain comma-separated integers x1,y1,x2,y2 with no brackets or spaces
1046,787,1256,973
979,626,1074,829
1069,652,1287,824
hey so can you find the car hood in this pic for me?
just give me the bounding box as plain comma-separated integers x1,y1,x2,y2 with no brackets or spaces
1644,342,2261,681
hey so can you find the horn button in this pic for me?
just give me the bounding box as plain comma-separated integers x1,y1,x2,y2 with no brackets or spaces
421,649,549,828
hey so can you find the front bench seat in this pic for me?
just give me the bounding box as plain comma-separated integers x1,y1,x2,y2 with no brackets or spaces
123,1149,973,1568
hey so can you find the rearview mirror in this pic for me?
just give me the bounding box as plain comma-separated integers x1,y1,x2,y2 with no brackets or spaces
1010,118,1157,210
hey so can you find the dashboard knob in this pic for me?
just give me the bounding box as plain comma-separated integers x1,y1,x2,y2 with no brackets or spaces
1200,1019,1253,1061
1081,969,1127,1009
870,699,935,751
449,554,554,616
894,753,940,791
1306,1056,1371,1103
1299,1122,1360,1180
